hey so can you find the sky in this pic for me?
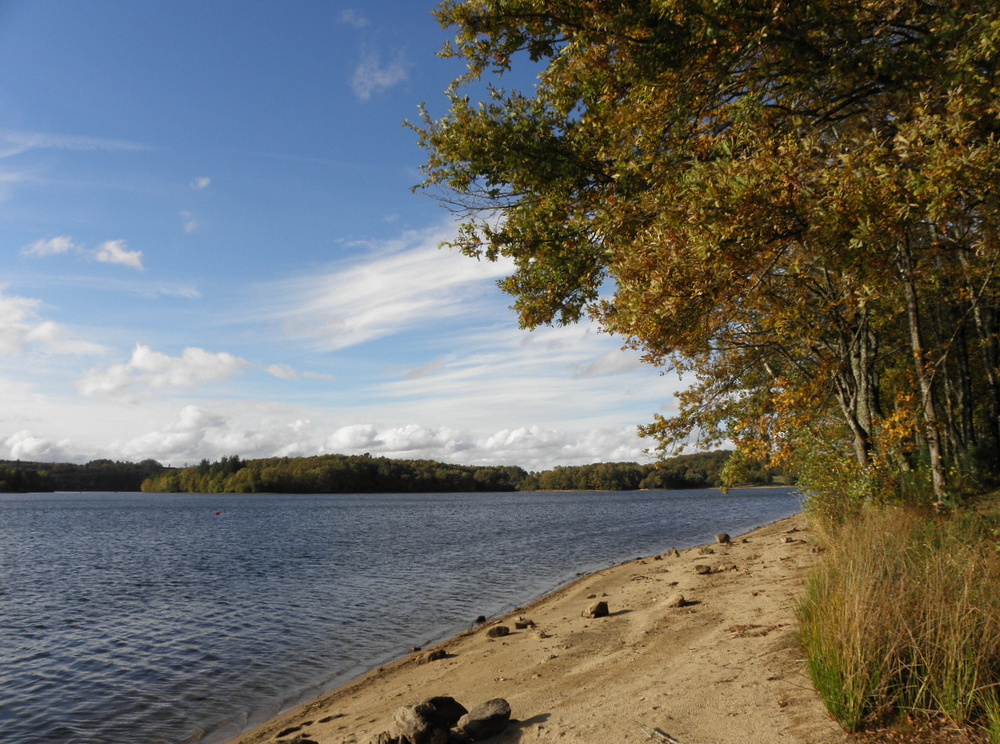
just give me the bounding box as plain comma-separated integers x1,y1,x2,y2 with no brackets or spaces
0,0,685,471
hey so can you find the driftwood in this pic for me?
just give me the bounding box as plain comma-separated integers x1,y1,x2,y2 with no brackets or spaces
636,721,712,744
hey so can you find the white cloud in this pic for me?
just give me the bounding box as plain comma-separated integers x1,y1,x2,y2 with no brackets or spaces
325,423,380,451
340,9,368,28
77,343,250,399
263,223,512,351
0,287,106,355
117,404,319,464
22,235,78,257
181,211,199,233
191,176,211,190
575,348,646,377
0,130,148,159
3,430,76,462
351,49,408,100
93,240,144,270
266,363,336,381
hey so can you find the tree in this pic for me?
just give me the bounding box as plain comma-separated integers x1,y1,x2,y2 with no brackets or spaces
414,0,1000,508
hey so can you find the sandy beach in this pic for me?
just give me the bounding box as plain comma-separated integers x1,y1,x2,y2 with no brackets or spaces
228,513,847,744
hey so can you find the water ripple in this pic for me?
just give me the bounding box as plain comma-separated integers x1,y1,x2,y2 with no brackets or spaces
0,488,800,744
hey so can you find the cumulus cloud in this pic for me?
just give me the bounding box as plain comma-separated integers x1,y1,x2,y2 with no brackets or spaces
21,235,147,270
325,423,380,451
0,287,105,355
4,430,77,462
117,404,320,464
191,176,211,190
93,240,144,270
263,224,512,351
22,235,78,257
77,343,250,399
320,422,647,470
352,49,408,100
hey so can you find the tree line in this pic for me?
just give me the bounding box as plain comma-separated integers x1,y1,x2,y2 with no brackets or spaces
0,458,166,493
136,449,773,494
0,450,778,495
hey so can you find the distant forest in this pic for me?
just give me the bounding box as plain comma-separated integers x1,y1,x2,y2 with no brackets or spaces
0,458,166,493
0,449,783,494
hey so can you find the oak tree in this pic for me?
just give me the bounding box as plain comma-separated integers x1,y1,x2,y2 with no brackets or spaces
414,0,1000,508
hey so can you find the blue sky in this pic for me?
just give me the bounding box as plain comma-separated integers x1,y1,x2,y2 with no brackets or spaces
0,1,682,470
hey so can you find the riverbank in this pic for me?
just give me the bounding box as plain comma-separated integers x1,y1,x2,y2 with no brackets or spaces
228,513,846,744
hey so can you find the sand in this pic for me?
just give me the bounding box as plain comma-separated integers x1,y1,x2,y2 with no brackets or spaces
228,512,847,744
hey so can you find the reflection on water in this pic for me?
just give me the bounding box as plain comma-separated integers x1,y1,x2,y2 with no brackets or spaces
0,488,801,744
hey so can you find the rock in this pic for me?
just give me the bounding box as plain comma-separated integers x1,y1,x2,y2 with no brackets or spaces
715,533,731,545
369,733,400,744
694,564,713,575
392,700,455,744
514,617,535,630
582,600,610,618
667,547,681,557
486,625,510,638
697,546,715,555
663,593,686,608
782,536,797,544
424,696,468,728
421,649,447,664
474,615,487,624
457,698,512,741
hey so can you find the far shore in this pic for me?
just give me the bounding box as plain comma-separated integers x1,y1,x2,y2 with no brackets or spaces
227,512,845,744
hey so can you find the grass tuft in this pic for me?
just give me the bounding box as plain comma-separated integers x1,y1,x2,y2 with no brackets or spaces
798,505,1000,738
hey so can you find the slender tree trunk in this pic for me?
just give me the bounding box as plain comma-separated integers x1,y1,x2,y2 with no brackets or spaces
897,242,947,502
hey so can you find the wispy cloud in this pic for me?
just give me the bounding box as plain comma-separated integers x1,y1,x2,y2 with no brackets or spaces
351,48,408,100
180,211,200,233
340,9,369,28
261,223,512,351
266,363,335,381
0,130,148,159
77,344,250,400
0,286,106,356
191,176,211,190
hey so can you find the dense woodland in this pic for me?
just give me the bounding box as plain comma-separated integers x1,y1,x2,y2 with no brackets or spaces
0,459,166,493
0,450,776,494
137,449,766,494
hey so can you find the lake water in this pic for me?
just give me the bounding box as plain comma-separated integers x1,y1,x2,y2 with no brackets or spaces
0,488,801,744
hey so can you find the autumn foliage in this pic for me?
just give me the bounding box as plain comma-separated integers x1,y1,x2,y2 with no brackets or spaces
414,0,1000,512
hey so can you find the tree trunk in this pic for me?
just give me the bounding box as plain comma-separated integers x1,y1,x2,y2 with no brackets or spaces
897,242,947,502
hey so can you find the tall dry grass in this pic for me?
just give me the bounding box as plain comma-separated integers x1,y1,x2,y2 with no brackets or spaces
798,506,1000,737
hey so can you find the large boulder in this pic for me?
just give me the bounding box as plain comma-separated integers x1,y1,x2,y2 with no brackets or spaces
392,697,467,744
457,698,511,741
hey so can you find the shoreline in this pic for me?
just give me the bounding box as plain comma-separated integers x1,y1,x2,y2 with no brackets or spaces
226,513,846,744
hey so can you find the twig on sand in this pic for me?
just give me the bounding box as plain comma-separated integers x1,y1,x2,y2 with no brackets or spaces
636,721,712,744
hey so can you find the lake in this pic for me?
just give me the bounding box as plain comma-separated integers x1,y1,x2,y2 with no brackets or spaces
0,488,801,744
